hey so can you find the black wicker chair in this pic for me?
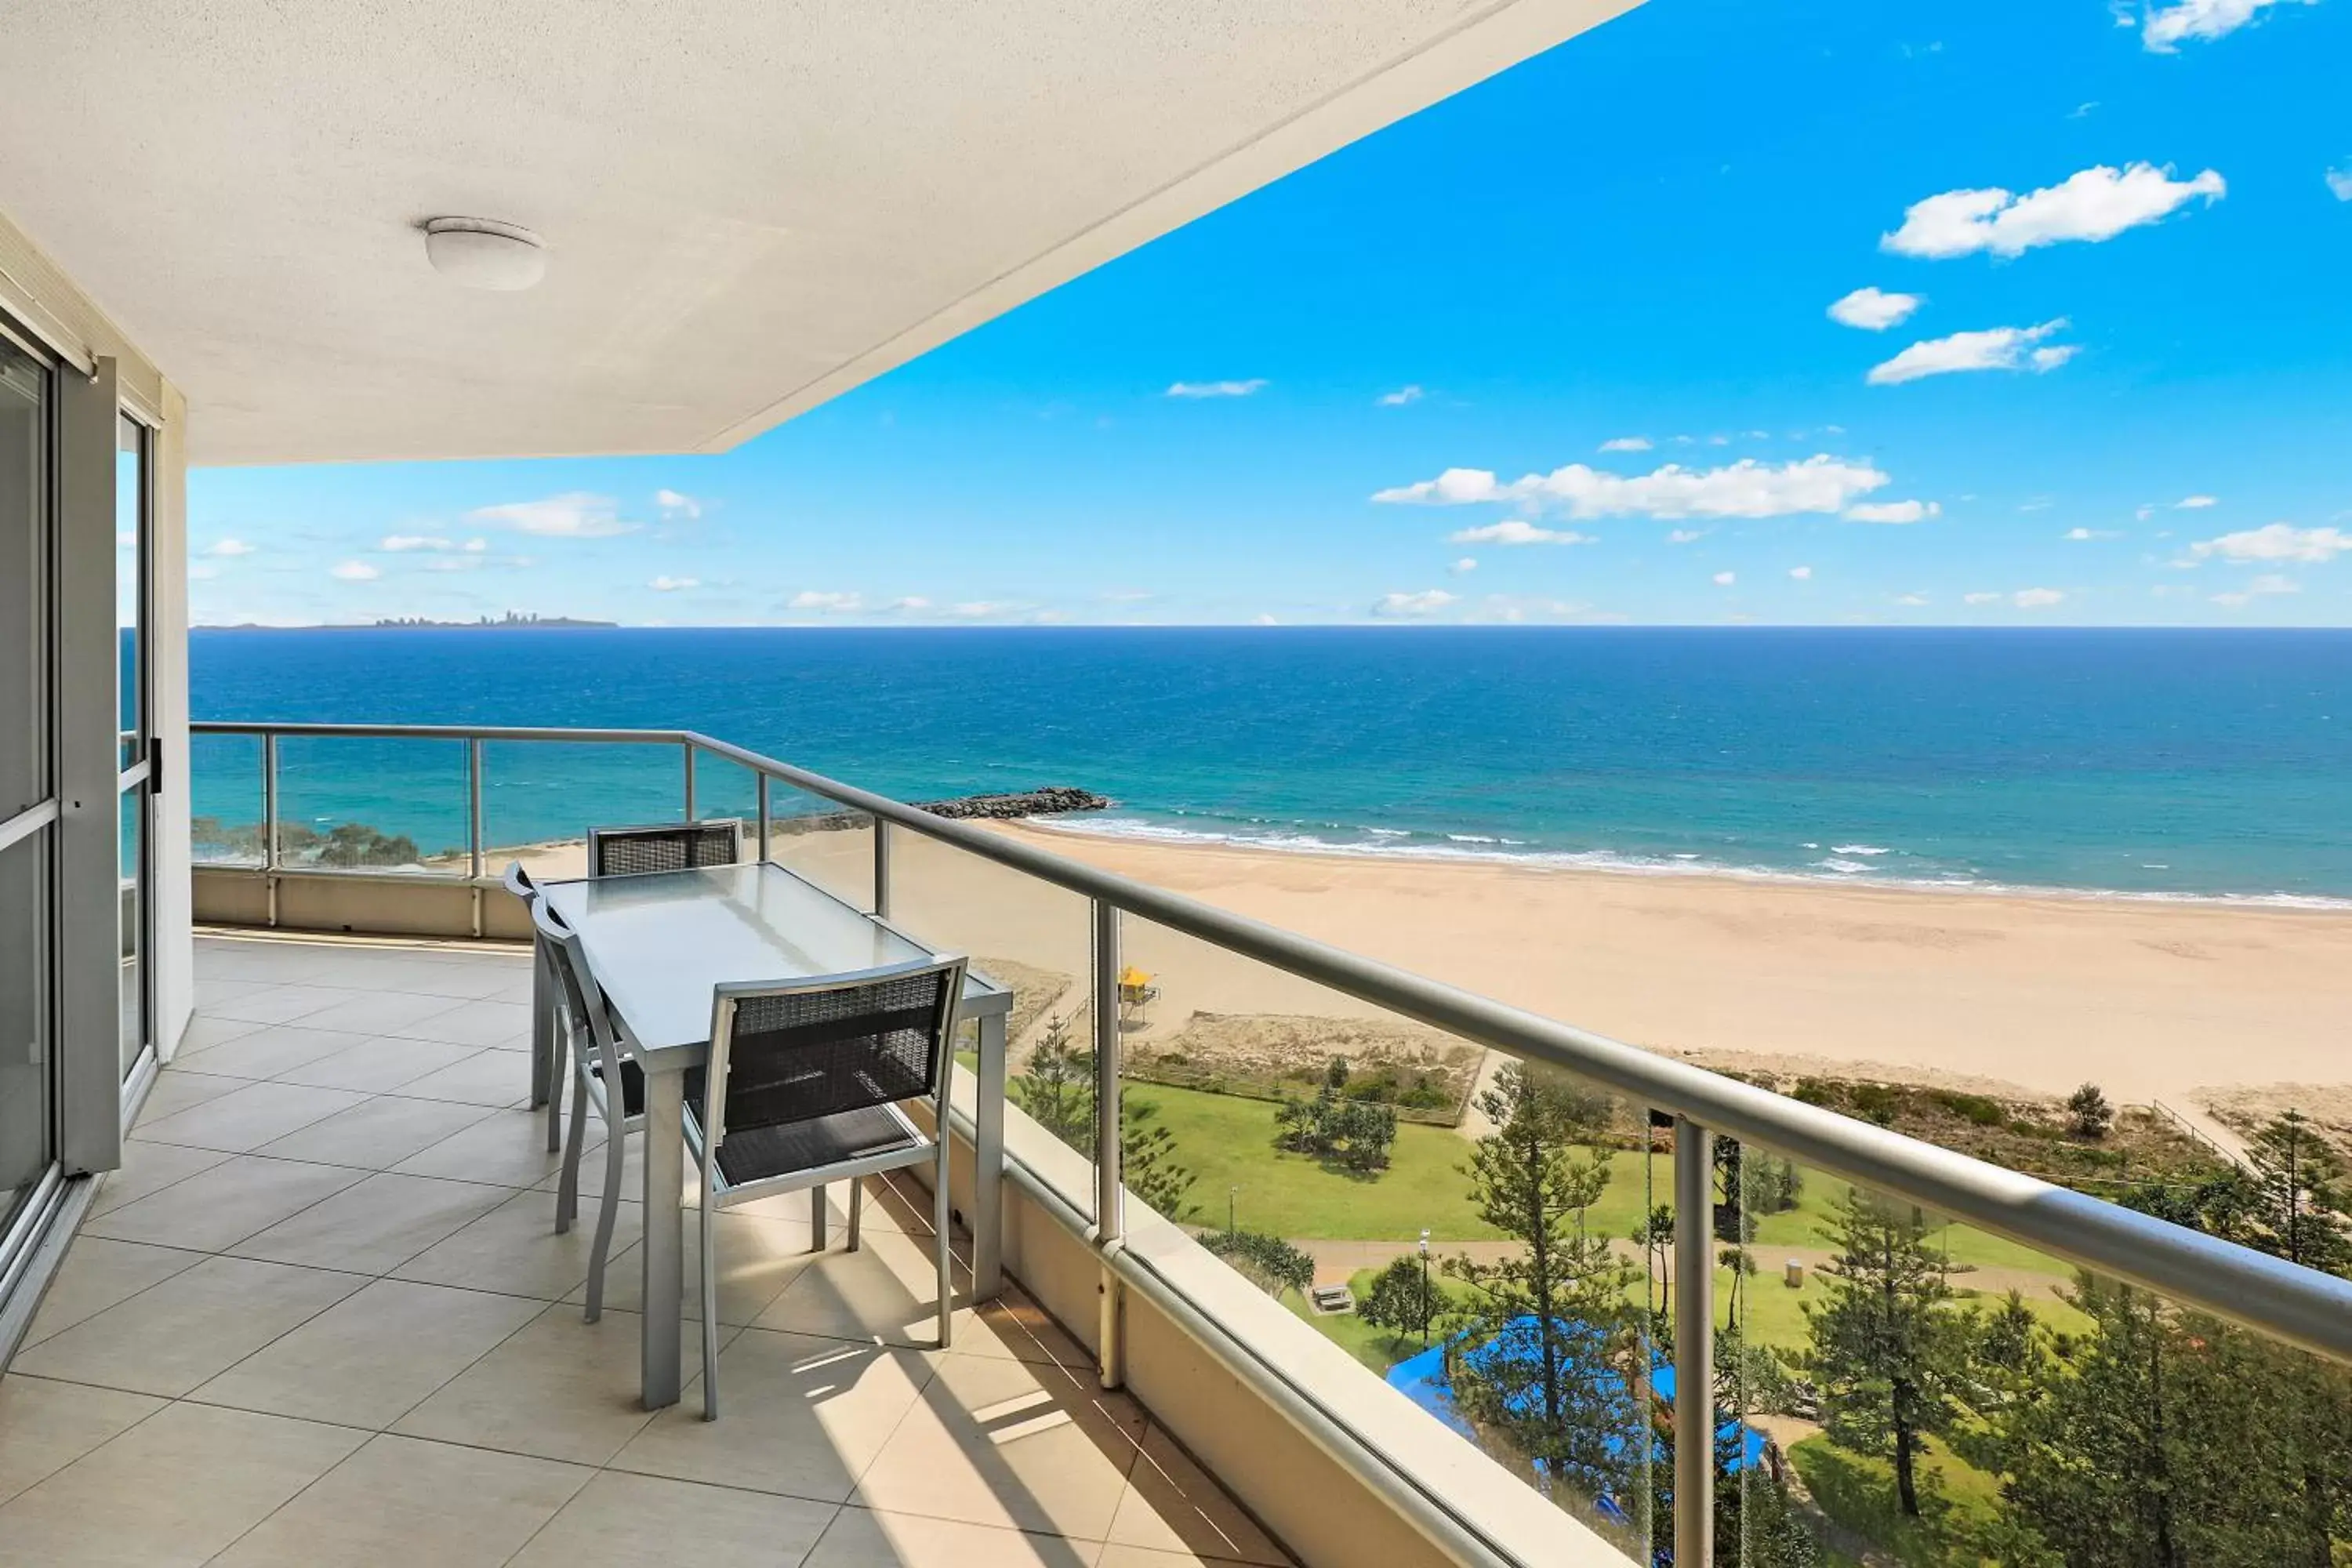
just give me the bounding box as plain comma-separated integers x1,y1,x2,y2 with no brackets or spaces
688,955,967,1419
586,818,744,878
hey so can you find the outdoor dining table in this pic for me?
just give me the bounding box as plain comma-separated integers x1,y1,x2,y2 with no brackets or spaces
530,860,1012,1410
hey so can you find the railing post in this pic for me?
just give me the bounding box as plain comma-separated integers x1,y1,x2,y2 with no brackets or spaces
261,731,280,927
755,773,771,863
467,737,485,937
681,741,696,821
872,818,891,919
1675,1116,1715,1565
467,738,485,879
1092,896,1125,1388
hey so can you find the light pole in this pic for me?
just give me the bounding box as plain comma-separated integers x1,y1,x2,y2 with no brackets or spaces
1228,1185,1239,1236
1417,1229,1432,1348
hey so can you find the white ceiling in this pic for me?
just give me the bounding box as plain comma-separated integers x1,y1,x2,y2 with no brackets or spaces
0,1,1635,466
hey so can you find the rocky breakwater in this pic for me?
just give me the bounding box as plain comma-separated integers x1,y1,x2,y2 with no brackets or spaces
911,786,1110,821
780,786,1111,833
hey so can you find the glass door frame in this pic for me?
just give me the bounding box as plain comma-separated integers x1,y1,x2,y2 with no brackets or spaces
116,410,155,1091
0,308,64,1310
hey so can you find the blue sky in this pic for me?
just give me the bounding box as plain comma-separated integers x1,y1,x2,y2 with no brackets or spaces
189,0,2352,628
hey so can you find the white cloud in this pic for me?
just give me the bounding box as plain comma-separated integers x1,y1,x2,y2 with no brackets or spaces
1666,529,1705,545
1884,164,2225,260
1446,521,1597,546
2212,572,2300,607
2175,494,2218,509
1867,321,2077,385
204,538,256,557
2064,527,2122,540
2143,0,2316,51
1711,571,1737,586
1895,593,1929,606
463,538,488,553
1845,499,1943,524
1963,591,2003,605
2330,163,2352,201
1828,287,1923,331
2190,523,2352,563
1599,436,1653,452
2013,587,2066,608
655,488,702,520
1371,589,1457,618
788,590,865,613
1788,566,1813,580
948,601,1007,619
1449,557,1479,575
469,492,633,538
1375,454,1889,519
648,575,700,592
887,596,933,613
1166,379,1267,399
1251,613,1279,626
379,535,453,552
1377,385,1424,407
188,563,217,581
328,561,379,581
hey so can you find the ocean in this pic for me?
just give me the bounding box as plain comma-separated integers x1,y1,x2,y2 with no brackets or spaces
189,626,2352,905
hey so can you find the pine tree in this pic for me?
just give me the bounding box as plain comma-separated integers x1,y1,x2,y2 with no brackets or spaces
1008,1016,1196,1220
1443,1063,1640,1508
1799,1188,1966,1517
2245,1110,2352,1275
1009,1016,1095,1148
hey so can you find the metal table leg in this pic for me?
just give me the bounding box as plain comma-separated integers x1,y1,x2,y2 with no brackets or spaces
641,1065,686,1410
971,1011,1006,1301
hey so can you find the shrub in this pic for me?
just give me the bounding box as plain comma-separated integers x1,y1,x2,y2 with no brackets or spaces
1274,1087,1397,1171
1200,1228,1314,1297
1929,1090,2007,1127
2066,1083,2114,1140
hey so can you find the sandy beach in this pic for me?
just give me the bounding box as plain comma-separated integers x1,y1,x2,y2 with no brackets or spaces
511,818,2350,1124
978,822,2350,1116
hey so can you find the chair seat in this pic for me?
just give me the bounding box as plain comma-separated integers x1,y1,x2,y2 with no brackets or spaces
684,1069,922,1189
587,1056,645,1120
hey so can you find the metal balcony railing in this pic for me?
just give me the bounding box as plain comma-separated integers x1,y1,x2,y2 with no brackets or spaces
190,720,2352,1568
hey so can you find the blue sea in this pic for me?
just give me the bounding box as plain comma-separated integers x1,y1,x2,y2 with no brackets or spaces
189,626,2352,906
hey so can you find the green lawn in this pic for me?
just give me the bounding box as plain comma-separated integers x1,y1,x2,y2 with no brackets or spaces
1125,1080,2084,1322
1290,1265,1476,1374
1789,1435,2005,1568
1127,1079,1679,1241
1126,1080,1507,1240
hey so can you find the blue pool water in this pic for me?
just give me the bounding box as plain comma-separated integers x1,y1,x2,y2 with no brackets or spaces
189,626,2352,903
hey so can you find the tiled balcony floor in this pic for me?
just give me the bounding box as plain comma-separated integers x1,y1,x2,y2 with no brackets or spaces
1,932,1291,1568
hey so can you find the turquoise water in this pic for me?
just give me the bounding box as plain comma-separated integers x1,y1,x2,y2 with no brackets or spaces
189,626,2352,905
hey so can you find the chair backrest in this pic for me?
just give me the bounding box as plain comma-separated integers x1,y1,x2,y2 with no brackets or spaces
702,956,967,1153
587,818,744,879
531,898,627,1089
502,860,539,903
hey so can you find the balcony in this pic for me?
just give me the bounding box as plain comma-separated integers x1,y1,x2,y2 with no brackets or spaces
7,720,2350,1568
4,932,1292,1568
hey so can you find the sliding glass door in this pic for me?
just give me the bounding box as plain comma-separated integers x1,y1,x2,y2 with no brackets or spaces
117,414,151,1081
0,327,56,1255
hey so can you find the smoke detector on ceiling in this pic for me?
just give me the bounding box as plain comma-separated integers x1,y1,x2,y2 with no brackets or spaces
423,217,546,292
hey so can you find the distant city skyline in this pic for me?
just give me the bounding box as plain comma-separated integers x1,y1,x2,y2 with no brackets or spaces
188,0,2352,628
